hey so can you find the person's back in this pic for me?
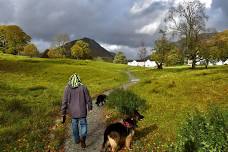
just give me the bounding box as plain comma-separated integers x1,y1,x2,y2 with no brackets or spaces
61,74,92,148
63,85,92,118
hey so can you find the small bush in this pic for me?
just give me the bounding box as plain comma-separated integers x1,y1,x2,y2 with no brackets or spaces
167,81,176,88
0,112,8,124
107,89,147,115
150,88,160,94
169,106,228,152
143,79,152,84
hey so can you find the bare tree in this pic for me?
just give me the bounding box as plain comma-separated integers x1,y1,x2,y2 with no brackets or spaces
52,33,70,48
138,40,147,60
52,33,70,55
166,0,208,69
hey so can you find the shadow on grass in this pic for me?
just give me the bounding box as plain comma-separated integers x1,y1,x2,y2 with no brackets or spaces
162,65,227,73
194,72,218,76
0,59,50,74
135,124,158,141
21,59,41,63
28,85,48,91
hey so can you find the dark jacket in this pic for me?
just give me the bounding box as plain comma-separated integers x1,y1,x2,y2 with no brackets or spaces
61,85,92,118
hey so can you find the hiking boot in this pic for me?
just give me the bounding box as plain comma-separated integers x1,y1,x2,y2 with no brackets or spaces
80,139,86,148
75,140,80,144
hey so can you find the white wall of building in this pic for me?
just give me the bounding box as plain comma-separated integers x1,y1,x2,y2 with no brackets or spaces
187,59,228,66
128,60,157,68
145,60,157,68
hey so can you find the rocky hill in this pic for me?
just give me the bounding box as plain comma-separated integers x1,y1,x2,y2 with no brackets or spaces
41,37,114,61
64,37,114,60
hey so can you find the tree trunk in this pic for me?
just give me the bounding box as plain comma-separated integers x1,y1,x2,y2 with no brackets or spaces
191,59,196,69
158,63,163,69
205,59,209,69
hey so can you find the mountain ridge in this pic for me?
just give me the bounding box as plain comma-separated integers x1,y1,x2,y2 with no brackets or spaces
41,37,114,60
64,37,114,60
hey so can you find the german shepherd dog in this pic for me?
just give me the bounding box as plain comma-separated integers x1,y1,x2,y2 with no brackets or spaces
96,94,107,106
101,110,144,152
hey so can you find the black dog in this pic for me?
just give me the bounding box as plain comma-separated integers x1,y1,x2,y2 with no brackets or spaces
101,110,144,152
96,94,107,106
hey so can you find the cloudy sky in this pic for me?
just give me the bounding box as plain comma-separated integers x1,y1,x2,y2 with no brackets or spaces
0,0,227,59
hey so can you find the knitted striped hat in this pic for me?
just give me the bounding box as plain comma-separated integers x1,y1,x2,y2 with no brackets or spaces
68,73,83,88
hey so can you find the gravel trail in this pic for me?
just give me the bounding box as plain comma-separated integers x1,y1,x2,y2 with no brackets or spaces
64,71,139,152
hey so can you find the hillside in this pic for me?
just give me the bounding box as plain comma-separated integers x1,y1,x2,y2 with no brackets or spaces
41,38,114,60
173,32,217,48
64,38,114,60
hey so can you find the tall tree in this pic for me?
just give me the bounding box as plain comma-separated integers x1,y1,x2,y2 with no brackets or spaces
113,51,127,64
138,41,147,60
166,47,184,66
166,0,208,69
71,40,90,59
0,28,6,52
151,30,172,69
52,33,70,56
0,25,31,55
199,39,218,68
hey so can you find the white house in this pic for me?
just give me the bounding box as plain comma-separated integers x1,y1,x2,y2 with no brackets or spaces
216,60,224,65
127,60,138,66
187,59,228,66
128,60,157,68
137,61,145,67
145,60,157,68
187,60,200,65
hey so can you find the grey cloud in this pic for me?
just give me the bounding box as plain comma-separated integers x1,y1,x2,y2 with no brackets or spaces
0,0,227,54
0,0,15,23
207,0,228,31
0,0,163,48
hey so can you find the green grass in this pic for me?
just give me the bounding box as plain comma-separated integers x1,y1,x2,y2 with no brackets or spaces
127,66,228,151
0,54,128,151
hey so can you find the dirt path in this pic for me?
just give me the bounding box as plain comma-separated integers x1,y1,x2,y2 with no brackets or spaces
64,71,139,152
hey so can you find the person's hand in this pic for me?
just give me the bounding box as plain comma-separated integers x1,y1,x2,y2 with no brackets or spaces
62,115,66,124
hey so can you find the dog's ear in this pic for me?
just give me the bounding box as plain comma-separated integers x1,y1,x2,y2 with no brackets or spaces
133,110,144,121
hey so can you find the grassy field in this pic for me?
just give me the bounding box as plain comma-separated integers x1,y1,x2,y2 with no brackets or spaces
1,53,227,151
0,53,128,151
128,65,228,151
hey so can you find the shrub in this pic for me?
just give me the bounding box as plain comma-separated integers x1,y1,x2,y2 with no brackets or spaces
107,89,147,115
167,81,176,88
22,43,39,57
169,106,228,152
113,51,127,64
48,48,65,58
142,79,152,84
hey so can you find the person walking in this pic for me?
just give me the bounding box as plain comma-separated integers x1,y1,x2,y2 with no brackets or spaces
61,73,92,148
